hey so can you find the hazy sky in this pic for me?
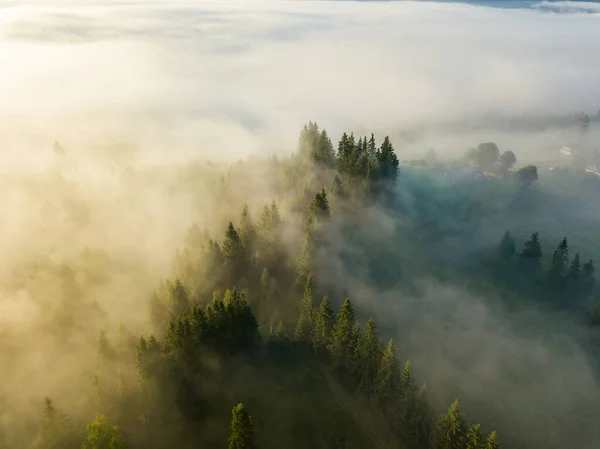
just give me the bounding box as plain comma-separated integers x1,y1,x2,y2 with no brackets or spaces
1,0,600,165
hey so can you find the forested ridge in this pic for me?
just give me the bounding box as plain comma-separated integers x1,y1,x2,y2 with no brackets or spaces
5,121,600,449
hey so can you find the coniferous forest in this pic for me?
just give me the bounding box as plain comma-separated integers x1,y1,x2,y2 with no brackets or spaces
4,121,600,449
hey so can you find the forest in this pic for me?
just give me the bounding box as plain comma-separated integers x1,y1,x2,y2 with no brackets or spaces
3,120,600,449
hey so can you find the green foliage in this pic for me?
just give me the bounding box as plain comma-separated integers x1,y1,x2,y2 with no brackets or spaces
353,319,382,394
222,222,246,282
328,299,356,363
373,339,400,412
295,276,316,342
310,190,331,222
228,403,256,449
466,424,483,449
312,296,334,355
485,431,499,449
519,232,542,271
431,400,468,449
82,415,126,449
547,237,569,291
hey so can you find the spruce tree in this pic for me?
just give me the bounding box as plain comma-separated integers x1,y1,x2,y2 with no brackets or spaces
485,431,499,449
373,339,400,412
354,319,383,394
222,222,246,281
314,130,335,167
466,424,483,449
313,296,334,354
376,136,400,183
367,133,377,161
228,403,256,449
310,190,331,222
397,361,417,445
295,275,316,342
414,384,433,449
328,299,356,362
431,400,468,449
547,237,569,287
519,232,542,271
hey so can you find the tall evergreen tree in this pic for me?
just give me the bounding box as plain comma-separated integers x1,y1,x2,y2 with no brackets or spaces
466,424,483,449
222,222,246,281
313,296,334,354
519,232,542,271
373,339,400,412
295,275,316,342
548,237,569,282
375,136,400,183
414,384,433,449
228,403,256,449
431,400,468,449
499,231,515,260
353,319,383,394
328,299,356,362
485,431,499,449
367,133,377,161
314,130,335,167
310,190,331,222
397,361,418,445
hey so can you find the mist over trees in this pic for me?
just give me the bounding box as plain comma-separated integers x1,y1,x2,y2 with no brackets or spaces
4,118,600,449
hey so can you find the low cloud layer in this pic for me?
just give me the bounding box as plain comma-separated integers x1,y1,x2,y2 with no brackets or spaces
1,0,600,167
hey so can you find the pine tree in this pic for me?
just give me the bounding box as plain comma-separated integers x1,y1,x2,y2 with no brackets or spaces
313,296,334,354
228,403,256,449
367,133,377,161
373,339,400,412
328,299,356,361
519,232,542,270
499,231,515,260
222,222,246,281
485,431,499,449
295,275,316,342
547,237,569,288
431,400,468,449
414,384,433,449
310,190,331,222
397,361,418,445
376,136,400,183
466,424,483,449
354,319,383,394
32,398,79,449
314,129,335,167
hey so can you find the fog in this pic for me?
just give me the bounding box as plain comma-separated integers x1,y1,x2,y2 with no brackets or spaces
2,0,600,168
2,0,600,448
